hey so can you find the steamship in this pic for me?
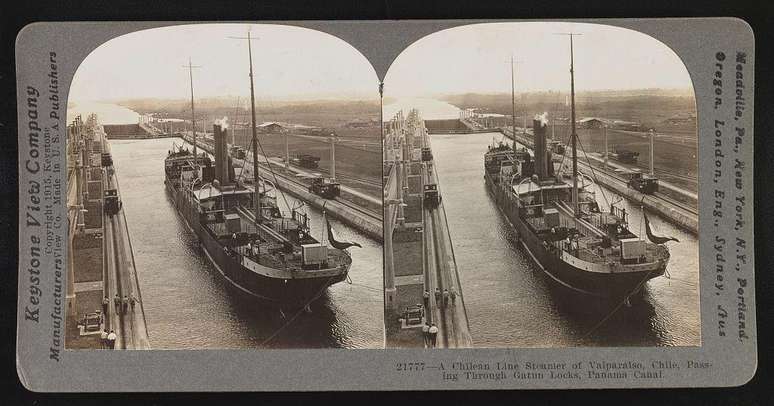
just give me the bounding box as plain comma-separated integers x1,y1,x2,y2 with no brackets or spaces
483,40,673,303
164,124,352,307
164,51,351,307
165,123,351,307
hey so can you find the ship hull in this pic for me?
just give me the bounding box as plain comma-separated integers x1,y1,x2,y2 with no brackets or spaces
165,179,347,308
484,174,664,302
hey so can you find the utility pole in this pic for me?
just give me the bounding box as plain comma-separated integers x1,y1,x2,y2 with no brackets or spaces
285,130,290,169
603,124,608,168
329,134,336,180
649,129,655,175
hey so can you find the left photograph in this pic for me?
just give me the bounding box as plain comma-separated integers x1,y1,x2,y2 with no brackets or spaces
65,24,384,349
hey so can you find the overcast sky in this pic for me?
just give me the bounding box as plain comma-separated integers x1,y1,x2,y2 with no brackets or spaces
69,23,379,103
385,22,694,98
70,22,693,104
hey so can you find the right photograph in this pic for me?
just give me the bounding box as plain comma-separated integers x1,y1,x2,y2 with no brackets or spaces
382,22,699,349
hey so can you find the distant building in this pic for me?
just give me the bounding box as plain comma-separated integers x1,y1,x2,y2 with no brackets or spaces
577,117,607,129
577,117,642,131
662,113,696,126
257,122,287,133
345,118,379,128
255,121,323,135
610,120,642,131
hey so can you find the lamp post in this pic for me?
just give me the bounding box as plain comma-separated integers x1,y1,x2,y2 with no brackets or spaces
329,134,337,181
649,129,655,175
603,124,608,168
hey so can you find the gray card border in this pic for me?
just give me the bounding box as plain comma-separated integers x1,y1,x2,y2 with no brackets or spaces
16,18,755,391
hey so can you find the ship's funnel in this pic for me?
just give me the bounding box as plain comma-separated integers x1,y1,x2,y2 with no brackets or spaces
213,122,232,185
533,114,553,179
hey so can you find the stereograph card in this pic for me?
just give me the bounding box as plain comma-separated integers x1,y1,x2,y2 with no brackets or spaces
15,18,755,391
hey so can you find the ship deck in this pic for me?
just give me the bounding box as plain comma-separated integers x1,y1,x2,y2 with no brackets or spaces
205,207,350,272
526,201,667,266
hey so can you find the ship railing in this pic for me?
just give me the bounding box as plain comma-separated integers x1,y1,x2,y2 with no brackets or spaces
291,209,310,231
526,216,546,231
519,203,544,219
241,219,278,244
576,246,605,264
610,204,628,225
235,241,287,261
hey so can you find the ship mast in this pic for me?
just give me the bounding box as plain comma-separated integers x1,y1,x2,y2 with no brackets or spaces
564,33,580,217
232,31,263,225
248,32,262,225
510,56,517,150
185,58,201,166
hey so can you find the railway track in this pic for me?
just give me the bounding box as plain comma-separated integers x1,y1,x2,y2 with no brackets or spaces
580,158,698,219
424,208,450,348
334,195,381,223
432,209,460,348
104,171,139,350
109,215,132,349
422,202,466,348
421,167,463,348
652,167,697,184
312,167,382,189
268,161,382,223
653,191,698,216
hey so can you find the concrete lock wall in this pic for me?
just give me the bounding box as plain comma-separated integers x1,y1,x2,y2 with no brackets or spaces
265,173,383,242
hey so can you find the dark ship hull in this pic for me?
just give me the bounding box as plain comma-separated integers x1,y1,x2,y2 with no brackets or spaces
165,178,347,307
484,174,665,301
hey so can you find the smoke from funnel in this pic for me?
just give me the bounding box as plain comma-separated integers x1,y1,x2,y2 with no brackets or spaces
534,112,549,127
215,116,229,130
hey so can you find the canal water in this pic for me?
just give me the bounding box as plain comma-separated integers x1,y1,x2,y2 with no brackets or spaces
109,137,384,349
430,131,700,348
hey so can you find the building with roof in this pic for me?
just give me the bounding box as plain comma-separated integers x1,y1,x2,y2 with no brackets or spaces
662,112,696,126
345,118,379,128
577,117,608,129
577,117,642,131
255,121,323,135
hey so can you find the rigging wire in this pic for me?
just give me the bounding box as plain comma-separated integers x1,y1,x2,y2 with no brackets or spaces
203,121,293,218
253,132,293,215
554,126,574,176
234,136,252,183
576,134,611,210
